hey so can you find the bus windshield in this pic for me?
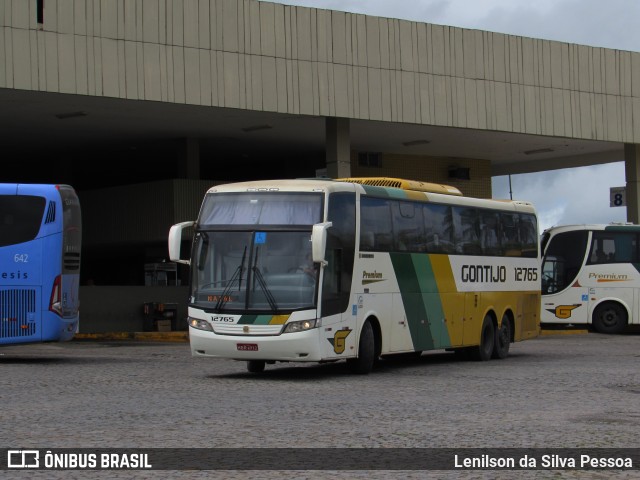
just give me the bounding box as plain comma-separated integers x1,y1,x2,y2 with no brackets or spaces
541,230,588,293
191,230,318,312
192,191,323,313
199,192,321,226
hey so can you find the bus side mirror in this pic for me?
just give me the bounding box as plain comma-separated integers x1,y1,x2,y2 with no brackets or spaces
311,222,332,266
168,221,194,265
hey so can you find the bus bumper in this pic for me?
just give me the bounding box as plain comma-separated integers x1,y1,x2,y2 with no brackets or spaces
42,315,78,342
189,326,324,362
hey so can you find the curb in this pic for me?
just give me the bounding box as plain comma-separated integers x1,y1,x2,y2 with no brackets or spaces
74,332,189,342
540,328,589,336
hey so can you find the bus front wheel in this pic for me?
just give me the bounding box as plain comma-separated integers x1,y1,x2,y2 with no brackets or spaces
472,315,495,361
347,321,375,374
592,302,628,334
247,360,266,373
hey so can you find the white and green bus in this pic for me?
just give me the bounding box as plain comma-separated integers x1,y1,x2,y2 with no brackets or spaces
541,223,640,333
169,178,540,374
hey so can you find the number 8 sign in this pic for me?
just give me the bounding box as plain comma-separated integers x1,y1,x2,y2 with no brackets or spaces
610,186,626,207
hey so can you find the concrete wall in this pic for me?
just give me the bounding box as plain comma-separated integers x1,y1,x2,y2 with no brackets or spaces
79,179,212,247
1,0,639,143
79,285,189,333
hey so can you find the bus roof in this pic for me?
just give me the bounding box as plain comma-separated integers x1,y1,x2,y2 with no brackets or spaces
544,223,640,235
206,178,353,194
0,183,76,197
205,178,537,215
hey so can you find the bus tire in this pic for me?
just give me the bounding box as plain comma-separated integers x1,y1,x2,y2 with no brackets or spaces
247,360,266,373
492,314,511,359
592,302,628,334
472,315,495,361
347,321,375,374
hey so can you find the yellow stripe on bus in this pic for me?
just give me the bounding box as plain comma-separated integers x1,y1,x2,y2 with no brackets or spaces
269,315,290,325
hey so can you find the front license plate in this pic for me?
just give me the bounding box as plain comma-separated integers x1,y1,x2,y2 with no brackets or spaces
237,343,258,351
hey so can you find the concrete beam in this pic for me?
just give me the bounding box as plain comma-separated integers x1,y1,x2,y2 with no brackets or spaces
325,117,351,178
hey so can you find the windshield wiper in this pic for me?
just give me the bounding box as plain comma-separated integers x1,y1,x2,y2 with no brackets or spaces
215,246,247,311
251,247,278,312
252,267,278,311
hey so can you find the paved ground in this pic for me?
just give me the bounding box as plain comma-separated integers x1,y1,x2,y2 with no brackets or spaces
1,331,638,479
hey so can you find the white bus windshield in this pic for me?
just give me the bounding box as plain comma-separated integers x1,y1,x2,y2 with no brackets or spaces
191,230,318,312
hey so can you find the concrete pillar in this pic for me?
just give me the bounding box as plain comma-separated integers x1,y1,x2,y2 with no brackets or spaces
177,138,200,179
325,117,351,178
624,144,640,224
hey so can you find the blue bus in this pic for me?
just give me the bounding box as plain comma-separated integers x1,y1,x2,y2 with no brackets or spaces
0,184,82,345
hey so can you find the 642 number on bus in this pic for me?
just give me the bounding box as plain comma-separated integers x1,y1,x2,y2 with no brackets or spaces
14,254,29,263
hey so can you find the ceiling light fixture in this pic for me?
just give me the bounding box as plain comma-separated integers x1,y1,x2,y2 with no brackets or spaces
242,124,272,133
402,139,430,147
523,148,553,155
55,111,87,120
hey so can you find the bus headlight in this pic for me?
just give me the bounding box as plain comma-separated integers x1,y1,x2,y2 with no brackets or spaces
282,319,317,333
188,317,213,332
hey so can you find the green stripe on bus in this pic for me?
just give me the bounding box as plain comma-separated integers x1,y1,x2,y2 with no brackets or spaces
412,254,451,348
238,315,258,324
604,225,640,232
253,315,274,325
390,253,435,351
238,315,274,325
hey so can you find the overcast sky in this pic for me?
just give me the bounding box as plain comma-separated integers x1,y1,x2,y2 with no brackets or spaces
263,0,639,231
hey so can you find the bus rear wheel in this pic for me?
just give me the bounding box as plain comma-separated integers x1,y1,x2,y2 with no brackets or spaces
472,315,495,361
592,302,628,334
492,314,511,359
247,360,266,373
347,321,375,374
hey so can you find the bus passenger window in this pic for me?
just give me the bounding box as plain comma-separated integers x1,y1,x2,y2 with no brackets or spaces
453,206,481,255
500,213,522,257
588,232,637,264
480,211,501,256
360,197,392,252
424,204,454,253
392,201,425,252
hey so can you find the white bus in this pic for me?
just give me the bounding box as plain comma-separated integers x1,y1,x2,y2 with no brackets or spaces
169,178,540,374
541,223,640,333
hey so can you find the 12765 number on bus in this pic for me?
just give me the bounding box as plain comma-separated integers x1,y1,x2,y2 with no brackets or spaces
514,267,537,281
